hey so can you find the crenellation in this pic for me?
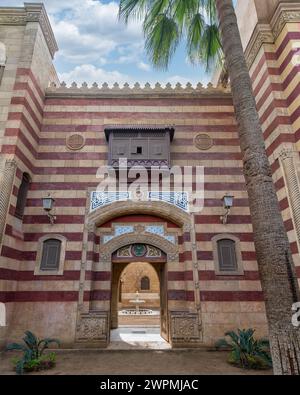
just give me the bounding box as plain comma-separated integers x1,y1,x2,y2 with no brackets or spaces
46,81,230,98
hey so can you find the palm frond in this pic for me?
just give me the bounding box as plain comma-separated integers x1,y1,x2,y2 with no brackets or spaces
198,23,222,71
172,0,200,32
119,0,149,23
38,338,60,355
215,338,230,349
143,0,170,34
6,343,27,352
186,13,205,64
118,0,223,73
145,13,179,70
225,330,240,346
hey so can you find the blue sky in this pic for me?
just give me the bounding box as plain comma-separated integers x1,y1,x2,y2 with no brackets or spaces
0,0,236,86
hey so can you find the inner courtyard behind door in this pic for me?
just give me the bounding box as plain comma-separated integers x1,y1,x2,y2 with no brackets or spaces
110,249,170,348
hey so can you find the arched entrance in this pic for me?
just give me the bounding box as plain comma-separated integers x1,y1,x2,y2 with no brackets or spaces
110,243,169,346
99,233,178,345
75,198,203,348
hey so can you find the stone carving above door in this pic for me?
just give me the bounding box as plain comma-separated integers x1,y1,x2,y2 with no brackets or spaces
99,232,179,264
114,244,162,258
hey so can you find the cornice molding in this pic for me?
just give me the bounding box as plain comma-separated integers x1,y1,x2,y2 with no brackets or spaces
245,24,274,69
245,3,300,69
0,3,58,58
46,81,231,99
271,2,300,39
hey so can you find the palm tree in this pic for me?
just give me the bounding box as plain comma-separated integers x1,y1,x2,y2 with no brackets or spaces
119,0,300,375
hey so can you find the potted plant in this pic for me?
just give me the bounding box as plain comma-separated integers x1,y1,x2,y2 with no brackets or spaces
6,330,60,374
215,328,272,370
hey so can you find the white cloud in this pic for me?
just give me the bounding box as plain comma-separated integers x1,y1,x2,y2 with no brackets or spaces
0,0,207,85
58,64,132,86
58,64,202,88
0,0,144,67
53,19,117,64
137,62,151,72
164,75,200,87
49,0,144,66
0,0,83,13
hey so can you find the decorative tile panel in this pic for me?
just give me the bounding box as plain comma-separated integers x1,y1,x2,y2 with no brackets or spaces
103,225,134,244
145,225,176,244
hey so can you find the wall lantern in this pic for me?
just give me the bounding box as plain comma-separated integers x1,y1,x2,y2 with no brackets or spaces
220,194,234,225
42,194,56,225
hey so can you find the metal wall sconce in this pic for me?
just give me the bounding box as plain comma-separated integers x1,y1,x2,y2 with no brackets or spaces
42,194,56,225
220,194,234,224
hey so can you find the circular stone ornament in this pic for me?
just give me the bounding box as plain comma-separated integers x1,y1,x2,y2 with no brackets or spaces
132,244,147,257
194,134,213,150
66,134,85,150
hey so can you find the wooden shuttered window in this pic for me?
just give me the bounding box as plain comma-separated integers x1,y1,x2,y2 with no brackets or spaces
217,239,238,272
40,239,61,271
15,173,30,219
141,276,150,291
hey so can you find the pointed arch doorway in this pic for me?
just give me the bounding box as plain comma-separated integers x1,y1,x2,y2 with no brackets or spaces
110,243,169,348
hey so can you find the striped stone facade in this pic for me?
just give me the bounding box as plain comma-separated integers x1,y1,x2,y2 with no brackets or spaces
237,0,300,286
0,1,298,348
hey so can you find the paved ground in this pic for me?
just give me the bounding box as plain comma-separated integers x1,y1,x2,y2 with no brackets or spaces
108,326,171,349
0,349,272,375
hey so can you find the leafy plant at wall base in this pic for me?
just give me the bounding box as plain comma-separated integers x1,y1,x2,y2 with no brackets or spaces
6,330,60,374
215,328,272,370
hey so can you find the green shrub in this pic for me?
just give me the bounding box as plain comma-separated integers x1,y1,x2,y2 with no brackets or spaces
215,328,272,370
6,331,60,374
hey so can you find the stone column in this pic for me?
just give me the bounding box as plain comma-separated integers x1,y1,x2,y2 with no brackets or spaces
278,148,300,250
190,215,203,341
0,159,17,246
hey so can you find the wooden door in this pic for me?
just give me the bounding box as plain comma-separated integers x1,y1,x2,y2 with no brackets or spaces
159,264,169,342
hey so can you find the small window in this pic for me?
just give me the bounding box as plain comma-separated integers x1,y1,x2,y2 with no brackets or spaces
131,144,143,154
141,276,150,291
15,173,31,219
217,239,237,272
40,239,61,271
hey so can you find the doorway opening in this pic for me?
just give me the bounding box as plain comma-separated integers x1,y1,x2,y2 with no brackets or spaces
119,262,160,325
109,253,170,349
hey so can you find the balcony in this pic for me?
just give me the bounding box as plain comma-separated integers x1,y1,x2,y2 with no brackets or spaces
105,126,175,169
90,191,189,212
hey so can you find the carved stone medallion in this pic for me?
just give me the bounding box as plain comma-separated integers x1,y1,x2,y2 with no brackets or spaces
66,134,85,150
194,134,213,151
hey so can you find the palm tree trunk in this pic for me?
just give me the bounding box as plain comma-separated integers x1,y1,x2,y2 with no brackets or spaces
215,0,300,375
